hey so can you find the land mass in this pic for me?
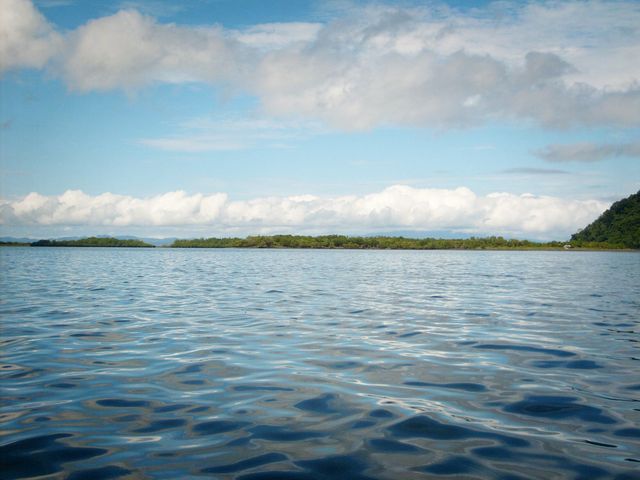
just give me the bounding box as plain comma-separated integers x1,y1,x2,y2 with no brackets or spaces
30,237,154,248
571,190,640,249
0,235,629,250
169,235,571,249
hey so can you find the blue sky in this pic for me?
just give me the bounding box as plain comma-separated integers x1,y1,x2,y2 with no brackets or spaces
1,0,639,239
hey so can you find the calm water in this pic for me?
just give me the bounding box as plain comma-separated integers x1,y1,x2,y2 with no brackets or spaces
1,247,639,480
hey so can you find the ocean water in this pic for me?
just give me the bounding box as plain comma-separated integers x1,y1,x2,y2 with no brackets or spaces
1,247,639,480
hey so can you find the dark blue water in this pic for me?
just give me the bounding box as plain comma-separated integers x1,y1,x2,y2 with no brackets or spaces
1,247,639,479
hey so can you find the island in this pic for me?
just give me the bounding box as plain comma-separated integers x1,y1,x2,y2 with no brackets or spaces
30,237,154,248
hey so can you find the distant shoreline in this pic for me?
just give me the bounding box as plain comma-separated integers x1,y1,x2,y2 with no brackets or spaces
1,235,635,251
1,245,636,252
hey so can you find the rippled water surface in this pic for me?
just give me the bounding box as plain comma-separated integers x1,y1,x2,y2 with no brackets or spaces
1,247,639,479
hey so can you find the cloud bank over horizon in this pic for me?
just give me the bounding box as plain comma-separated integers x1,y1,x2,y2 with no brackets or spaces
0,186,609,240
2,0,639,130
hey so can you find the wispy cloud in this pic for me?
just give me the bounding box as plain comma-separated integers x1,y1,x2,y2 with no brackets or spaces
0,186,609,239
502,167,570,175
139,137,245,152
115,1,184,18
34,0,74,8
139,116,325,152
2,0,640,129
231,22,322,49
534,142,640,163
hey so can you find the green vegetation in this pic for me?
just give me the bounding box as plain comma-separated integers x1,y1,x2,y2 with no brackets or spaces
171,235,567,250
571,190,640,249
31,237,154,248
0,241,31,247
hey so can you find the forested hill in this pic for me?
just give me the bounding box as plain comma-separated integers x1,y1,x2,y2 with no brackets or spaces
571,190,640,249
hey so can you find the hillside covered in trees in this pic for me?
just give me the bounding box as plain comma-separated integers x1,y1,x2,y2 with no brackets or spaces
571,190,640,249
31,237,154,247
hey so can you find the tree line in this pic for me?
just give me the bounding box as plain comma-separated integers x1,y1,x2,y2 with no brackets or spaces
0,235,630,249
169,235,572,249
30,237,154,247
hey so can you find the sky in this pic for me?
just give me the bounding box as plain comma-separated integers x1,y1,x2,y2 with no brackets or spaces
0,0,639,240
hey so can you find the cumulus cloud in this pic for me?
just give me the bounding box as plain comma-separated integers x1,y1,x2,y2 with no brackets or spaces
0,186,609,239
2,0,639,128
58,10,248,92
1,190,228,226
0,0,62,72
535,142,640,162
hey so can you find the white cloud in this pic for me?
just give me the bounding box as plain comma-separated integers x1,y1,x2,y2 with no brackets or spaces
0,186,609,239
2,1,639,128
535,141,640,162
0,0,62,72
1,190,228,226
58,9,246,92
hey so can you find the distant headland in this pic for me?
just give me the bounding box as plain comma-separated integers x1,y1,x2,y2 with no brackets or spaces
570,190,639,249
